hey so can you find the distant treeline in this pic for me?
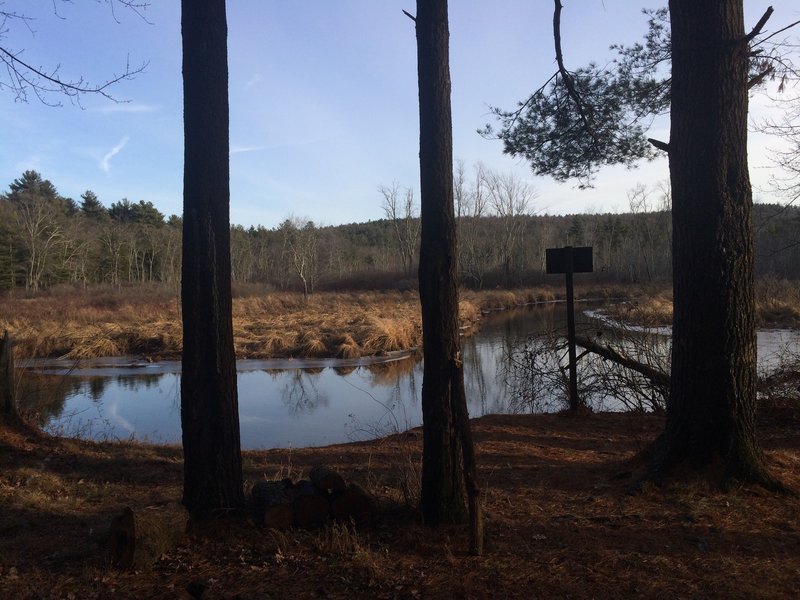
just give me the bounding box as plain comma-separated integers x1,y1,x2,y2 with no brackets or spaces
1,170,798,294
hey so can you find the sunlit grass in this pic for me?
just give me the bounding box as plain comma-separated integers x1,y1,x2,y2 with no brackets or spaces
2,280,795,360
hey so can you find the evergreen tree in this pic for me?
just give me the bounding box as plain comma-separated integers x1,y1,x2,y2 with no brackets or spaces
80,190,108,220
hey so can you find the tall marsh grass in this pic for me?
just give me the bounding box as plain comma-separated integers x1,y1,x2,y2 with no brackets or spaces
6,281,792,361
755,276,800,326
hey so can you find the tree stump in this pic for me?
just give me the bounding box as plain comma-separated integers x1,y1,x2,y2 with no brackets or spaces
108,504,188,570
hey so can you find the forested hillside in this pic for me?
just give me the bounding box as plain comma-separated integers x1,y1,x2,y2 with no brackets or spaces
1,170,798,294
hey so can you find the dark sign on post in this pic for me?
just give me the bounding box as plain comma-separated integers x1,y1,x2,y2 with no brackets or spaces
545,246,593,411
546,246,593,274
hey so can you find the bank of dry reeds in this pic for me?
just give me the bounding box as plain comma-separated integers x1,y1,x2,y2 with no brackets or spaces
1,280,796,360
756,276,800,326
598,278,800,329
1,287,547,360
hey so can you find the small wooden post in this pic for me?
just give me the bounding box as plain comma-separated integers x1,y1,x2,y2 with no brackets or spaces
564,249,580,411
546,246,593,411
0,330,18,422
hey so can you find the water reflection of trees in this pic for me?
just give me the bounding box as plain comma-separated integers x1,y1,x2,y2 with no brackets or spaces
17,371,172,428
502,320,671,413
17,374,110,425
17,373,75,426
333,365,357,377
461,305,564,415
87,377,108,401
279,370,330,415
363,357,417,386
115,374,163,390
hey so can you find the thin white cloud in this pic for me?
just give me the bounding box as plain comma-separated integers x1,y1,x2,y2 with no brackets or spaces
94,103,159,114
230,144,268,155
244,74,263,90
100,136,130,173
14,154,44,173
230,138,324,156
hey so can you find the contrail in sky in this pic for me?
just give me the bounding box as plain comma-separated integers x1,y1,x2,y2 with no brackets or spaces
100,136,130,173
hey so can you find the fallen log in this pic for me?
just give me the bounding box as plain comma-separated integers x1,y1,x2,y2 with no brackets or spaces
108,504,188,570
330,482,378,524
574,335,670,391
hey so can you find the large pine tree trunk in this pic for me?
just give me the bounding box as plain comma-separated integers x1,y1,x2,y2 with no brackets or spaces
653,0,771,484
414,0,476,528
180,0,244,517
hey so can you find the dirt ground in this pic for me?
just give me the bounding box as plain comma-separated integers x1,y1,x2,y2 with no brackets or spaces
1,397,799,600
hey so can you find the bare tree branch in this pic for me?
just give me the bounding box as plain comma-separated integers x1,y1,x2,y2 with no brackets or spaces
552,0,596,148
0,1,150,105
752,17,800,47
743,6,774,45
0,46,147,105
647,138,670,152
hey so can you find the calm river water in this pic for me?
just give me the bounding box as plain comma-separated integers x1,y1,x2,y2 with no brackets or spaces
19,303,800,449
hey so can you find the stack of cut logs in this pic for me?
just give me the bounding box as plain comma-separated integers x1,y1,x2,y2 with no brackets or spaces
108,466,378,570
252,465,377,529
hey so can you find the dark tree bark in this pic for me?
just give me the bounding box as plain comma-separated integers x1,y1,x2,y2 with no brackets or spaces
650,0,774,486
0,331,19,423
413,1,482,549
180,0,244,517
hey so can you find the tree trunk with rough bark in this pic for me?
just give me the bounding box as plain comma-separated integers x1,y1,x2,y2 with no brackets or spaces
180,0,244,518
651,0,774,486
0,331,18,423
413,1,483,553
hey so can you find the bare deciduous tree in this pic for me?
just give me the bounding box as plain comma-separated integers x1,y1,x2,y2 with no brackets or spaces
485,170,536,284
280,217,319,299
455,162,492,288
379,182,420,278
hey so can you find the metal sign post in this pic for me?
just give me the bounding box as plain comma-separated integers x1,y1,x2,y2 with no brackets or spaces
545,246,593,411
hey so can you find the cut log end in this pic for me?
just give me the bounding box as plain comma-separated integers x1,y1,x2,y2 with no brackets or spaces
309,465,347,493
108,504,188,570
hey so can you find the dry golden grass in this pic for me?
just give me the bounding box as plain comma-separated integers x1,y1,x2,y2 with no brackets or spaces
756,277,800,327
600,290,675,327
333,334,362,359
2,281,797,360
599,279,800,328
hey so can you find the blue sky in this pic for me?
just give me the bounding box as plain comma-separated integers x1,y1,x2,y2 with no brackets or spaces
0,1,794,227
